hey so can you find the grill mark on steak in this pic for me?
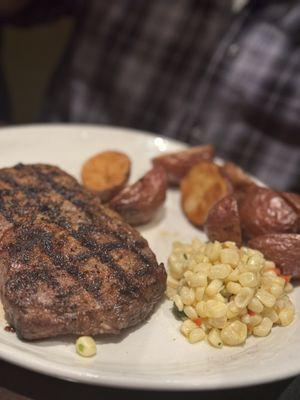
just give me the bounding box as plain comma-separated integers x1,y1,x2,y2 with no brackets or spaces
0,164,166,339
6,165,153,268
5,228,92,303
6,265,58,295
0,172,143,299
2,197,140,299
8,223,139,301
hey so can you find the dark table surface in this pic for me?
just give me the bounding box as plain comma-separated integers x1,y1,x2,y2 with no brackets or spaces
0,358,299,400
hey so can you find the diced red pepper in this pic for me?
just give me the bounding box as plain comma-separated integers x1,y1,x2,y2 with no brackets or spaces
194,318,202,327
248,310,256,317
274,268,282,275
281,275,292,283
266,267,281,275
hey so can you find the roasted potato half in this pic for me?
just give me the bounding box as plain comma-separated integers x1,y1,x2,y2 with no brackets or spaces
109,166,167,226
239,186,298,239
204,195,242,246
248,234,300,278
280,192,300,231
152,145,214,186
181,161,231,227
220,161,254,189
81,151,131,202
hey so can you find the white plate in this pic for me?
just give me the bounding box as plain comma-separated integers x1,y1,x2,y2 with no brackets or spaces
0,124,298,390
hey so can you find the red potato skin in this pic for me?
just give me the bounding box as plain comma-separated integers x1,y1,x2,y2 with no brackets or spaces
238,186,298,239
89,184,126,203
220,162,254,189
109,166,167,226
280,192,300,232
248,234,300,278
204,195,242,246
152,145,215,186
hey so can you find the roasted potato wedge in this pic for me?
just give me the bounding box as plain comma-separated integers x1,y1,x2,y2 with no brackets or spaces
81,151,131,202
248,234,300,278
181,161,231,227
239,186,298,239
220,161,254,189
280,192,300,231
152,145,214,186
204,195,242,246
109,166,167,226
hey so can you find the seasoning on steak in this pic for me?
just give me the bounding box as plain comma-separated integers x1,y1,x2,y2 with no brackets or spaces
0,163,166,340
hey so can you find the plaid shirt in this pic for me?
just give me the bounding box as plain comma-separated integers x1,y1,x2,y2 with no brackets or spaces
3,0,300,191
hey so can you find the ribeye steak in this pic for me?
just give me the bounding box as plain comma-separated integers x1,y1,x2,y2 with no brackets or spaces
0,164,166,340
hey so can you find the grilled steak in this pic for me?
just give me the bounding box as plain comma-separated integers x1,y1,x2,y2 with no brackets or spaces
0,164,166,340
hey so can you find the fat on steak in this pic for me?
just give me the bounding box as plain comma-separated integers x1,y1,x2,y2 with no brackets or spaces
0,164,166,340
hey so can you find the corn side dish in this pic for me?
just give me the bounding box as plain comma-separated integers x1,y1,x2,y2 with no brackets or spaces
166,239,295,347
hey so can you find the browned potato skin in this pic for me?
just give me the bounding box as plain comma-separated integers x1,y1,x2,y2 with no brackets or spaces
181,161,231,227
152,145,215,186
204,195,242,246
280,192,300,231
239,186,298,239
248,234,300,278
81,151,131,202
220,161,254,189
109,166,167,226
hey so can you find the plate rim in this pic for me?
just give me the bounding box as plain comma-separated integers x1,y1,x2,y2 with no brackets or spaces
0,123,298,391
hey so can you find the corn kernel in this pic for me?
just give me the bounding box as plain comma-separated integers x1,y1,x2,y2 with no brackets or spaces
76,336,97,357
249,314,262,327
196,301,207,318
248,297,263,314
239,272,258,288
279,308,294,326
209,264,231,280
205,242,222,262
227,301,242,319
188,272,207,287
234,287,254,308
205,279,223,296
193,263,211,274
188,328,205,344
262,307,279,323
221,321,247,346
226,268,240,282
247,253,264,272
180,287,195,306
206,300,227,318
266,283,283,299
284,282,293,294
166,287,177,299
167,275,180,289
174,295,184,311
209,316,227,329
226,281,242,295
195,286,205,301
180,320,198,336
220,248,239,266
184,306,198,320
256,289,276,308
253,317,272,337
208,328,223,348
169,260,184,279
213,293,226,303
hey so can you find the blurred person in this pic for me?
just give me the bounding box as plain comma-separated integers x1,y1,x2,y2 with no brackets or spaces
1,0,300,191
